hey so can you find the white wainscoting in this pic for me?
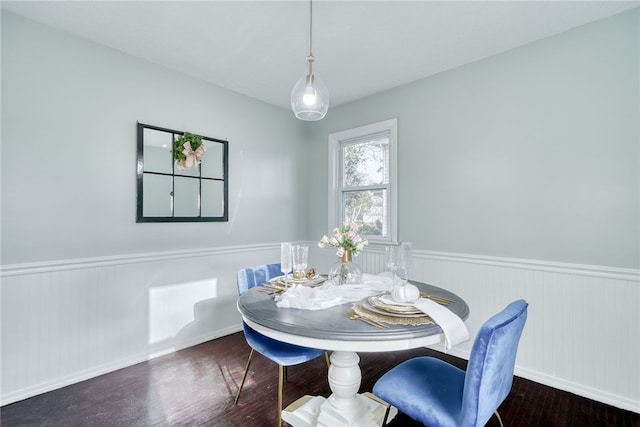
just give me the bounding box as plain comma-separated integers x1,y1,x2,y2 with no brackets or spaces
0,245,280,406
353,247,640,413
2,245,639,414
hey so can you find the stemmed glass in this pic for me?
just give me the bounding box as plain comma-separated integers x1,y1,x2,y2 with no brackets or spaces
386,242,412,285
280,242,292,280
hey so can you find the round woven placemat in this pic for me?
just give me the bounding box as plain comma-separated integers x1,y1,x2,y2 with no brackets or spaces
353,302,434,326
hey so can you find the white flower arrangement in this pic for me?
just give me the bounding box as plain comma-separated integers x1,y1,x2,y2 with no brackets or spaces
318,222,368,257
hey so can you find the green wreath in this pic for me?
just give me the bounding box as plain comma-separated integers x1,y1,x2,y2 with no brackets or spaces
174,132,203,162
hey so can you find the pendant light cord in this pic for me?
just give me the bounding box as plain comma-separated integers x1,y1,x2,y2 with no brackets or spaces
309,0,313,58
307,0,314,76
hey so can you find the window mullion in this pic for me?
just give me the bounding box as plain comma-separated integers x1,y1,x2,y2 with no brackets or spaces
341,183,390,192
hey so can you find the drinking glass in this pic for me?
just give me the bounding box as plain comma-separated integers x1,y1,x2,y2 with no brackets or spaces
280,242,292,279
386,242,412,285
398,242,412,283
386,245,400,285
292,245,309,279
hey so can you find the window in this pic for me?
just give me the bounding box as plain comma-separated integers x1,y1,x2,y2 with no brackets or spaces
328,118,397,243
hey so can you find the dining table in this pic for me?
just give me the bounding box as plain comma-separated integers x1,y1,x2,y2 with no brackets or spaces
236,278,470,427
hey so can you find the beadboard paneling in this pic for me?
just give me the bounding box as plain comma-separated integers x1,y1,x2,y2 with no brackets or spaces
2,246,639,413
0,245,278,405
355,248,640,413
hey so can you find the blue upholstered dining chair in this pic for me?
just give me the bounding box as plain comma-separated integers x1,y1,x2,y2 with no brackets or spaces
373,299,528,427
235,263,328,427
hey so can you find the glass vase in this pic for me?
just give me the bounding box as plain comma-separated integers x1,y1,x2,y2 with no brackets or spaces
328,250,363,285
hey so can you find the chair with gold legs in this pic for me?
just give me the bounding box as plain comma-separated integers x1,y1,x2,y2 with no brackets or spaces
373,299,528,427
235,264,328,427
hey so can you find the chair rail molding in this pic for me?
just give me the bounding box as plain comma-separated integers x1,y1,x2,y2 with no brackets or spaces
0,244,277,276
352,245,640,282
415,250,640,281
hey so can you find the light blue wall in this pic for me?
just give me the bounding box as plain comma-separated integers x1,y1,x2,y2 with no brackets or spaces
306,9,639,269
1,11,309,264
3,9,638,269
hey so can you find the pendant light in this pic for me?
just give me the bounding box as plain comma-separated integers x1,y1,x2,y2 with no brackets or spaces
291,0,329,121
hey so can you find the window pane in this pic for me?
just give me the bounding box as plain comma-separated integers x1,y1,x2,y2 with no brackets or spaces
343,189,388,237
201,180,224,217
143,174,172,217
174,177,199,217
342,137,389,187
143,128,173,174
201,141,224,179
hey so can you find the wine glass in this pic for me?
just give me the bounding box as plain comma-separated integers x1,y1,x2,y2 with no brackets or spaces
280,242,292,280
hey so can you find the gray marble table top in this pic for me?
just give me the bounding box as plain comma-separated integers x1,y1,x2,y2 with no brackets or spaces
237,280,469,348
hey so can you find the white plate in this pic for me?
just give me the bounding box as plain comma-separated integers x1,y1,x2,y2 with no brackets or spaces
269,275,325,286
369,295,423,314
364,296,428,318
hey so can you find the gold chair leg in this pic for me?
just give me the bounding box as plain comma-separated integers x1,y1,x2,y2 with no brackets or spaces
381,403,391,427
234,349,255,405
362,392,390,427
278,365,284,427
324,352,330,368
495,410,504,427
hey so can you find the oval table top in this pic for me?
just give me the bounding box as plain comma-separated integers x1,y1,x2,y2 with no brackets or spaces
237,280,470,353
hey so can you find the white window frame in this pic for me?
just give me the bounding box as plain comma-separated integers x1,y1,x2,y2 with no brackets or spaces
328,118,398,244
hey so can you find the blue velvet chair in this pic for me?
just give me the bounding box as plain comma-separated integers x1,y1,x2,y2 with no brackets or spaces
235,263,328,427
373,299,528,427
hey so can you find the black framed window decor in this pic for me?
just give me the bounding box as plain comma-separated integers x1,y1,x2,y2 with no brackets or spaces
136,122,228,222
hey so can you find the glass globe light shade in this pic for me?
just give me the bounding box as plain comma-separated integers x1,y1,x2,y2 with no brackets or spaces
291,73,329,121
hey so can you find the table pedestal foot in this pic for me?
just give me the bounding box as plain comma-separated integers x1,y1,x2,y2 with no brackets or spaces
281,395,325,427
282,394,397,427
281,351,398,427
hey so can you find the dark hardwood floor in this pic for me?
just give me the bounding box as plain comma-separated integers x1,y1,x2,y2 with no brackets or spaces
2,332,638,426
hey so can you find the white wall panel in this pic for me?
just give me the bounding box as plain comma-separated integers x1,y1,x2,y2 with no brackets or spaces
2,246,639,413
0,245,278,405
357,249,639,413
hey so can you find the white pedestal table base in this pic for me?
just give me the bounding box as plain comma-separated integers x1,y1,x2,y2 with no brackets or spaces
281,351,398,427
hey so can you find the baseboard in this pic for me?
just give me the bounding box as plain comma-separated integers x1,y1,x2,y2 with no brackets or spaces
174,324,243,352
514,366,640,414
1,324,243,407
426,346,640,414
1,353,148,406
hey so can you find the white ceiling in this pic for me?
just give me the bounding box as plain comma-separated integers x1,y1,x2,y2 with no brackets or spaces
3,1,639,110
